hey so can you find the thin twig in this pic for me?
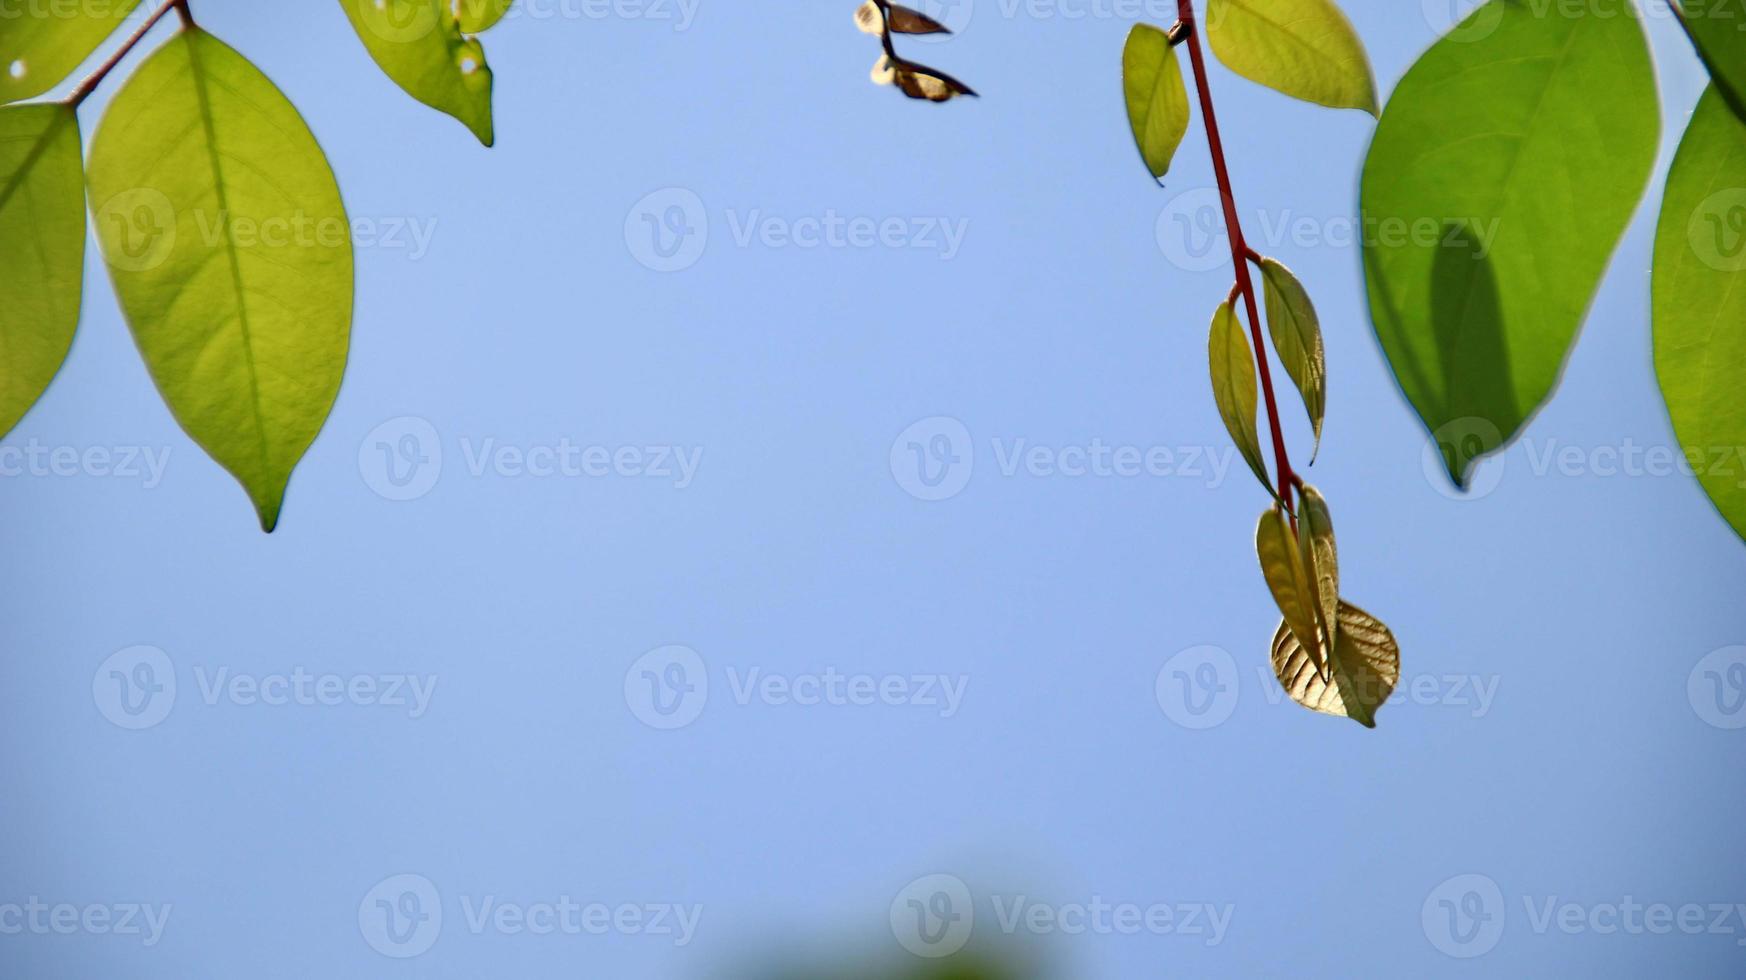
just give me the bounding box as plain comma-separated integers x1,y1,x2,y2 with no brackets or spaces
1175,0,1296,511
65,0,184,106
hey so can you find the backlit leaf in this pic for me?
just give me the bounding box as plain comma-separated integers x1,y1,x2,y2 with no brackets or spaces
1296,482,1337,655
1361,1,1657,487
457,0,514,33
1209,300,1272,496
0,103,83,438
1258,257,1325,458
1257,504,1322,671
1676,0,1746,123
338,0,494,145
1122,23,1190,181
855,0,951,35
1653,85,1746,546
1271,600,1399,727
0,0,141,104
86,28,353,531
1206,0,1376,115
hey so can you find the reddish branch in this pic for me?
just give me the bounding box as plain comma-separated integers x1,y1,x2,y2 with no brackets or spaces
1175,0,1296,508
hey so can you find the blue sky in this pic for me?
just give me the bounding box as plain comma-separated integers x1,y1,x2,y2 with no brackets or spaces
3,0,1744,976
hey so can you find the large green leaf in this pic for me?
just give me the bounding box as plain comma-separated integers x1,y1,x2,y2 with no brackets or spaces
337,0,494,146
1256,503,1321,671
1654,85,1746,546
1258,257,1325,458
1205,0,1376,115
1122,23,1190,181
86,28,353,532
1209,300,1272,495
1271,599,1399,728
0,103,83,438
1677,1,1746,123
0,0,142,104
1361,1,1658,487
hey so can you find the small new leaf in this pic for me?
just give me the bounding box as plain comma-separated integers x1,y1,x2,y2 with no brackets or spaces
1258,257,1326,459
1122,23,1191,181
1206,0,1377,115
1208,301,1273,496
855,0,951,35
0,104,83,438
1257,504,1323,671
1296,482,1338,658
337,0,496,145
870,54,976,101
457,0,514,33
1271,600,1400,727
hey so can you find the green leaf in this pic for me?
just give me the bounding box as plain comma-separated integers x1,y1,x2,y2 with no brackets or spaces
0,0,142,104
1361,1,1657,488
1256,503,1322,671
86,28,353,532
457,0,514,33
1205,0,1377,115
1209,300,1272,495
1654,85,1746,546
1296,482,1337,657
1258,257,1326,458
1271,599,1399,728
1676,1,1746,124
1122,23,1190,181
0,103,83,438
337,0,494,146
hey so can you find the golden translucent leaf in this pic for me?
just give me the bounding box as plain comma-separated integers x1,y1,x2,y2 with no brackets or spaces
1256,504,1322,670
1271,600,1400,727
1296,483,1338,658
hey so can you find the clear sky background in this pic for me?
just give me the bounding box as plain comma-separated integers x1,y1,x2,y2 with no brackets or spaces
3,0,1744,976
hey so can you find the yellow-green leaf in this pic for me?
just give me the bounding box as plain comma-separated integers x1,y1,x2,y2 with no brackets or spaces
86,28,353,532
1258,257,1326,458
1361,1,1658,488
1676,1,1746,124
1257,504,1321,670
1206,0,1377,115
1653,85,1746,546
1271,600,1399,727
0,103,82,437
1209,300,1272,496
458,0,514,33
1296,482,1338,655
0,0,142,104
337,0,494,146
1122,23,1190,181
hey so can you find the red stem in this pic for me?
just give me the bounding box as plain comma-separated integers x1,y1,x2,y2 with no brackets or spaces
1176,0,1295,507
65,0,185,105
